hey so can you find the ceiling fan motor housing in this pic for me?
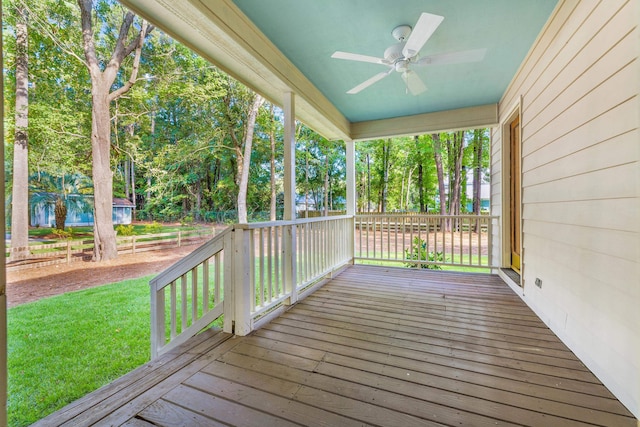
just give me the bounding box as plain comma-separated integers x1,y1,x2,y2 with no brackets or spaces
384,43,407,66
391,24,412,42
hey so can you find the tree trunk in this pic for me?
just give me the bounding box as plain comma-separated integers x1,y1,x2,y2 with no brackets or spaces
237,94,264,224
445,131,465,231
366,153,371,212
418,163,424,213
432,134,446,216
406,166,414,211
472,129,483,215
380,139,391,213
54,197,67,230
90,90,118,260
10,6,30,260
78,0,150,261
269,104,277,221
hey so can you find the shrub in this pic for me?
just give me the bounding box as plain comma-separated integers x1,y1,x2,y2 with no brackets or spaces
115,224,135,236
180,215,194,226
404,237,445,269
52,228,73,240
144,221,163,235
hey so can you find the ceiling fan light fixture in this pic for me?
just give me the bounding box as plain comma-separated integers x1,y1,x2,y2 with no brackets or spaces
395,59,409,73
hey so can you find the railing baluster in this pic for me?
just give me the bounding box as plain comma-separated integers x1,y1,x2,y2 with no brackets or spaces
181,275,187,332
215,253,221,303
275,226,281,296
249,229,256,312
267,226,273,303
191,267,198,324
170,281,177,339
259,228,265,307
203,259,209,312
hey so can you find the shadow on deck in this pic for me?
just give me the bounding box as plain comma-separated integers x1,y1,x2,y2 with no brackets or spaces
34,265,636,426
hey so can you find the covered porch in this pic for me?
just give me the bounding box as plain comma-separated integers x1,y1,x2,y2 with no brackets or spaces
3,0,636,424
34,264,636,426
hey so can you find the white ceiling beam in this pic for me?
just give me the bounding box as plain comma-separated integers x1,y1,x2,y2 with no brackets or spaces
350,104,499,141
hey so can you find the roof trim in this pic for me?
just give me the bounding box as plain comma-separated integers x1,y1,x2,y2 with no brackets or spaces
350,103,499,141
120,0,351,140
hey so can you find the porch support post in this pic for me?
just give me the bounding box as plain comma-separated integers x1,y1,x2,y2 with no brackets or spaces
282,92,298,304
0,9,7,426
346,140,356,216
232,227,252,335
346,140,356,262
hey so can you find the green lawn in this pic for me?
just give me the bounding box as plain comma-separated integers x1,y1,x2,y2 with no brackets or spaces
15,223,211,245
8,276,153,427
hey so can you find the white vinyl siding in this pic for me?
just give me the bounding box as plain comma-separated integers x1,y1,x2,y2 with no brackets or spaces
492,0,639,418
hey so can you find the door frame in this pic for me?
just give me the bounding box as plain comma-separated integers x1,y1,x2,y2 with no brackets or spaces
500,96,523,285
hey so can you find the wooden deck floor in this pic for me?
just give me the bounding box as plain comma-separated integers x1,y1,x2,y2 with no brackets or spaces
35,265,636,426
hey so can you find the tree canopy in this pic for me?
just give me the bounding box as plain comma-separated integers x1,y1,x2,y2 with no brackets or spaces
3,0,491,241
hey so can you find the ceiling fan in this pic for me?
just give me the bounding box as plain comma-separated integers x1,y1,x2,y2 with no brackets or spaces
332,12,486,95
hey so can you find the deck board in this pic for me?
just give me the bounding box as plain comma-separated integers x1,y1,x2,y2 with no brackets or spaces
34,265,636,426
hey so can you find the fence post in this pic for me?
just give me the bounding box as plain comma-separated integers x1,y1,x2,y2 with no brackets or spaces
178,231,182,247
132,236,137,254
67,241,72,264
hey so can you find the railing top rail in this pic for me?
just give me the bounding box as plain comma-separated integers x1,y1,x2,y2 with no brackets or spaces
235,214,353,230
355,213,498,219
149,226,231,291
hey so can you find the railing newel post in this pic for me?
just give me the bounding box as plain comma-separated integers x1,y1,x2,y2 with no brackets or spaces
233,228,253,335
223,230,235,334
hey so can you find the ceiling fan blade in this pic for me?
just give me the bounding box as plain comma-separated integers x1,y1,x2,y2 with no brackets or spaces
332,51,387,65
402,70,427,95
415,48,487,66
402,12,444,58
347,68,394,94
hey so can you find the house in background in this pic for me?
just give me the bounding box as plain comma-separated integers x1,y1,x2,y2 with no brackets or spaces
30,194,134,227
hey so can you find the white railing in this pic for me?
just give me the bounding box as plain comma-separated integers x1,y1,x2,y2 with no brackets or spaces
355,214,497,269
149,228,230,359
235,215,354,333
149,216,354,359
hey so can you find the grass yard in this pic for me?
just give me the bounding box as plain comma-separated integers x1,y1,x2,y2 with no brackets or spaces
8,276,153,427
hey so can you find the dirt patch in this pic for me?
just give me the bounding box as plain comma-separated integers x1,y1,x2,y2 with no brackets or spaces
6,244,202,308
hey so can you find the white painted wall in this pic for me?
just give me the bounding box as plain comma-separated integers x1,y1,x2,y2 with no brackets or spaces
491,0,639,418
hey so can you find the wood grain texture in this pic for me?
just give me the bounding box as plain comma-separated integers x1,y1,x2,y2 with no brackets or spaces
33,266,636,426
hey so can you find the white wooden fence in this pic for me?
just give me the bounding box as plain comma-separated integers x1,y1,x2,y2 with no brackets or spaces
6,228,215,271
149,216,353,359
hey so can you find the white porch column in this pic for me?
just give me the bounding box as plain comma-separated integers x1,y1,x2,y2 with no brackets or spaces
345,140,356,263
345,140,356,216
283,92,296,221
282,92,298,304
0,7,7,425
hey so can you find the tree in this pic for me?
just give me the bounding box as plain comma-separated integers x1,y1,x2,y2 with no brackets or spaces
10,4,29,260
77,0,152,261
431,133,447,216
236,93,265,223
445,131,465,217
